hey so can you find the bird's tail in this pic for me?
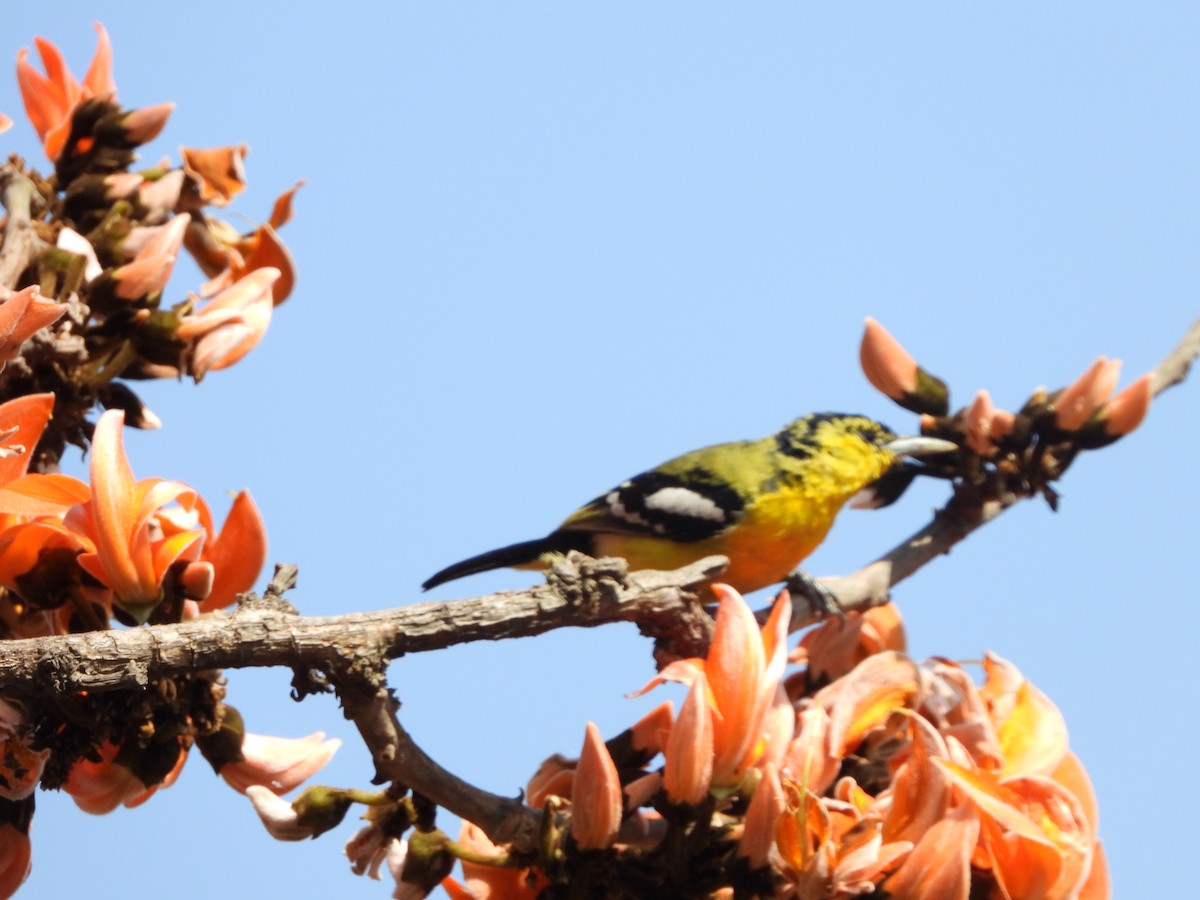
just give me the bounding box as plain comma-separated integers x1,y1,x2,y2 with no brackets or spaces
422,532,585,591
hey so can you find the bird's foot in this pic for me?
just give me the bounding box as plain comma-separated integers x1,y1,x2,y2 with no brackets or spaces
783,569,843,619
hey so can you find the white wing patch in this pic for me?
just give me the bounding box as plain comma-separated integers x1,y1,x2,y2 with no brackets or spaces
606,489,651,527
643,486,726,522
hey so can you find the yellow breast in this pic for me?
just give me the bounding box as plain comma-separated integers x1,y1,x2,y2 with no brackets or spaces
591,481,845,595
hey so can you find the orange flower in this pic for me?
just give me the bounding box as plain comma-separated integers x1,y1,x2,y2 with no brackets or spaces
220,731,340,795
780,650,920,814
65,742,153,815
0,395,99,627
1079,842,1110,900
157,490,267,612
0,475,91,521
993,684,1067,779
108,213,190,302
791,601,906,687
889,656,1105,899
0,700,47,802
119,214,189,261
176,267,280,381
784,702,839,797
707,585,791,785
960,388,1018,457
180,145,248,206
776,780,909,897
882,802,978,900
68,410,204,622
915,659,1003,769
0,394,54,490
818,650,919,760
633,585,791,788
0,519,95,624
0,800,32,900
184,181,303,305
938,760,1095,899
880,713,952,848
201,490,267,611
571,722,622,850
452,821,546,899
0,286,67,368
441,876,476,900
15,23,115,160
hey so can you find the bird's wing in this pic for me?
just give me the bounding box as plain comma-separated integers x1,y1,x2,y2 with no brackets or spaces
560,466,746,543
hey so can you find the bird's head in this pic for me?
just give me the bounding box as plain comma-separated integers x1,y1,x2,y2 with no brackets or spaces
776,413,956,509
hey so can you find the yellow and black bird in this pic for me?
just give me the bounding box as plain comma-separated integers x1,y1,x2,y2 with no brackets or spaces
423,413,954,596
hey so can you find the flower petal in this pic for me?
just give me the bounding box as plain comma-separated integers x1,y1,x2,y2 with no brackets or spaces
198,490,267,612
882,803,978,900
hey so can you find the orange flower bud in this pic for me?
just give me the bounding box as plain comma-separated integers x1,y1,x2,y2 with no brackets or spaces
1075,372,1154,449
1097,372,1152,438
663,674,713,806
1053,357,1121,431
860,317,918,401
859,318,950,416
963,389,997,456
120,101,174,144
570,723,622,850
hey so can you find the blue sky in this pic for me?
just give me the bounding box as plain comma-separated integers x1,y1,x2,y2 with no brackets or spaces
2,3,1195,896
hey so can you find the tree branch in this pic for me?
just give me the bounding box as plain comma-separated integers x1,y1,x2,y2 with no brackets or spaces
0,554,724,696
337,670,540,849
0,556,722,848
0,166,42,290
1150,312,1200,394
786,311,1200,629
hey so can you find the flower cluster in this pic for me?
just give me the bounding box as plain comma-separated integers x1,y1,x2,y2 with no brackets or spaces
1,24,300,470
860,317,1151,457
0,396,338,896
0,26,335,898
438,586,1107,899
0,401,265,629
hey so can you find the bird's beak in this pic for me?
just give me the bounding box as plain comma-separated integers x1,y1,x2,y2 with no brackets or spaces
850,435,959,510
884,435,958,458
